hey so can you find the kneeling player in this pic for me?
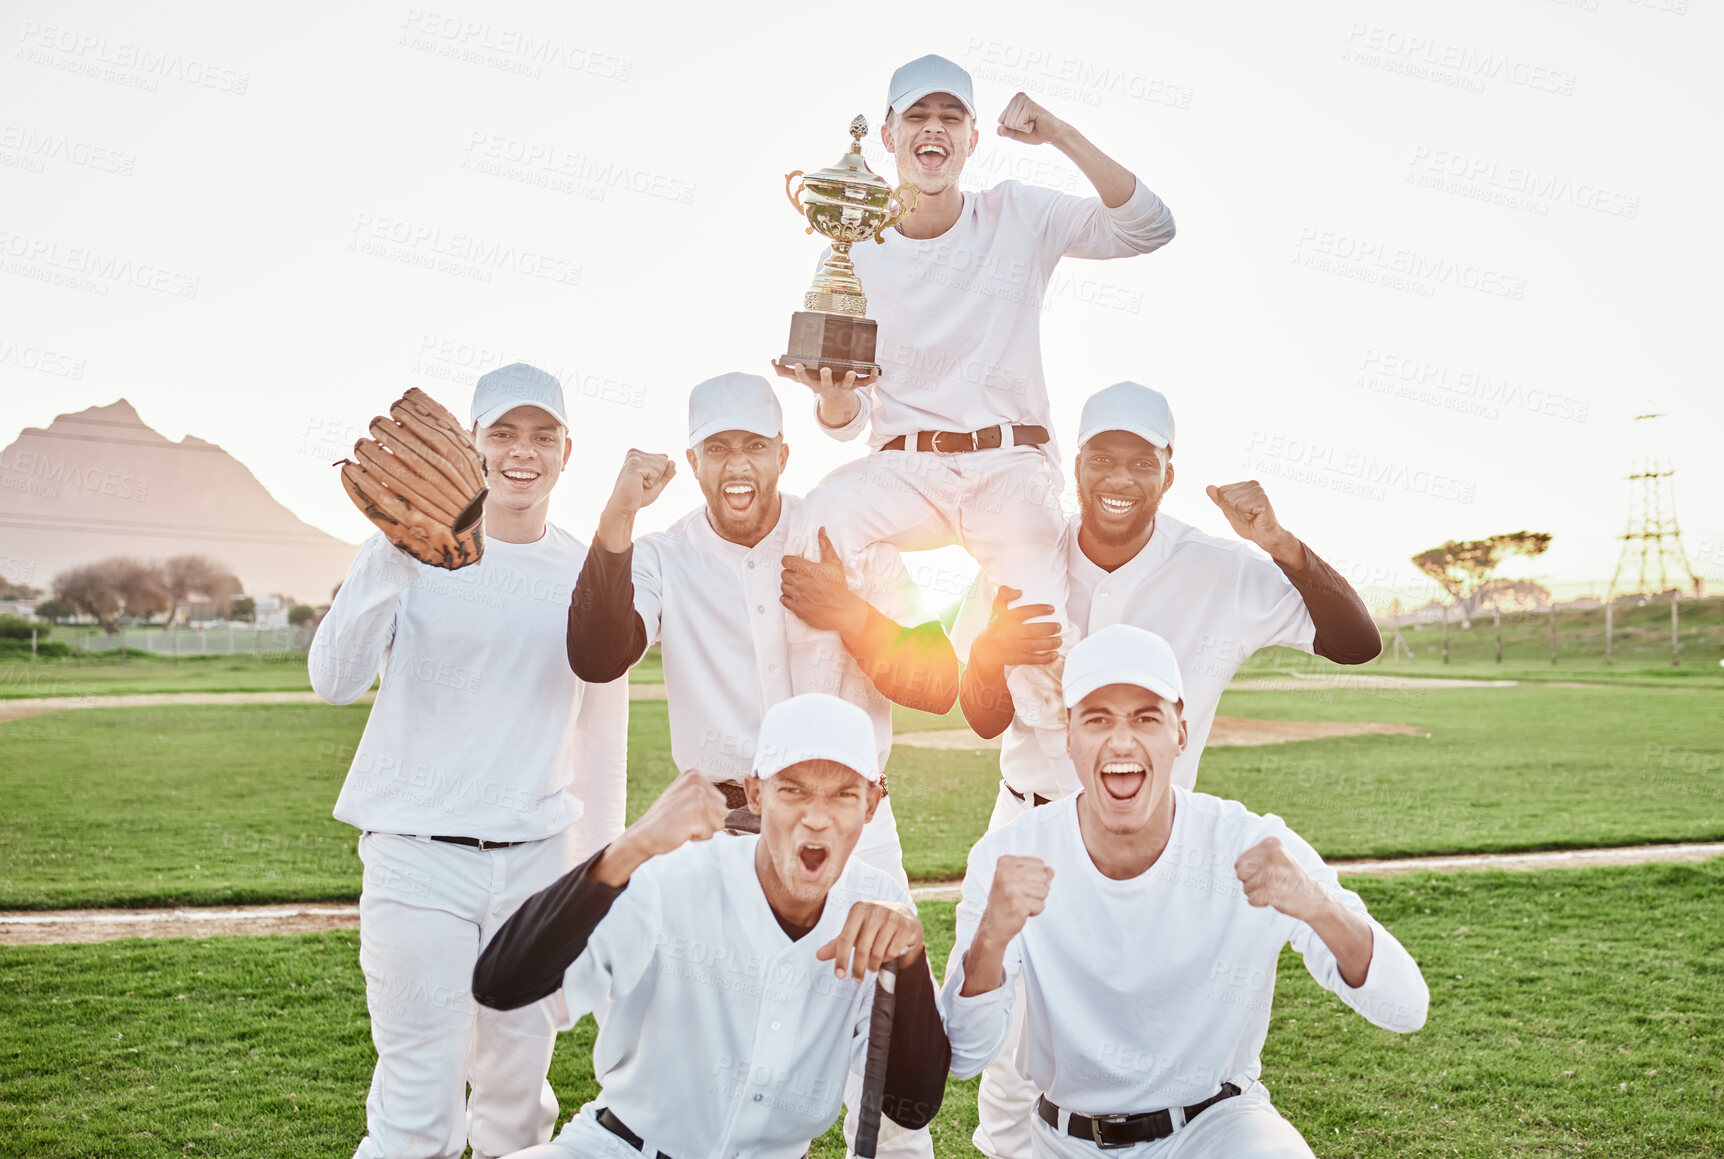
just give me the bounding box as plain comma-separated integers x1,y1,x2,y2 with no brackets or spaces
473,693,949,1158
942,626,1427,1157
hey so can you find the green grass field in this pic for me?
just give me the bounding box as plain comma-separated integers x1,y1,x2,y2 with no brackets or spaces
3,863,1720,1157
4,683,1720,908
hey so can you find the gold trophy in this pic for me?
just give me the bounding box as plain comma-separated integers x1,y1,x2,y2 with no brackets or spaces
782,115,918,378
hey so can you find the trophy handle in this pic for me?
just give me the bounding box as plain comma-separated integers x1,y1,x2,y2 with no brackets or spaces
874,182,920,242
785,171,808,215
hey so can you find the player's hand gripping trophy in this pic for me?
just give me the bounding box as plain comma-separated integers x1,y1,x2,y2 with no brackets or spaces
775,115,917,388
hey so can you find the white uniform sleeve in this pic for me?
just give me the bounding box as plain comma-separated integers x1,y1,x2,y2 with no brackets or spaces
938,839,1021,1078
555,867,664,1030
1267,819,1429,1033
565,675,630,862
631,539,667,648
1033,179,1176,262
307,533,421,705
1235,552,1318,656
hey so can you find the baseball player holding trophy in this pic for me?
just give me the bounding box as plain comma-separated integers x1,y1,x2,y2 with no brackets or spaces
942,626,1428,1158
471,693,950,1159
310,364,627,1159
774,54,1177,761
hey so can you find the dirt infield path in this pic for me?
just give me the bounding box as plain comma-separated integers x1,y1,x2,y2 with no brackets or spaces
0,685,672,724
897,716,1429,752
6,842,1720,945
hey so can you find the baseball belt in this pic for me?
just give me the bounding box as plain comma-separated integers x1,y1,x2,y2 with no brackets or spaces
1036,1082,1242,1148
880,424,1050,454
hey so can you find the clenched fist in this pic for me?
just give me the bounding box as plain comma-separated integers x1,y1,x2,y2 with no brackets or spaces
979,855,1054,943
608,449,676,517
1205,481,1306,569
1235,835,1331,922
594,770,728,887
996,92,1068,147
817,900,926,980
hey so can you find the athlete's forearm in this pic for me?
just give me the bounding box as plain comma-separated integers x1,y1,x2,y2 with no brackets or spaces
567,541,649,681
1301,894,1376,989
842,610,960,715
308,536,418,704
1276,544,1383,665
1051,124,1137,209
957,925,1012,997
816,389,863,430
879,953,952,1129
958,641,1014,740
472,847,623,1010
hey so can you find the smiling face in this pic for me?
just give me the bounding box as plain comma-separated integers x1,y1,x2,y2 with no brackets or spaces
1075,430,1174,552
1068,683,1188,841
882,94,978,197
475,406,570,512
686,429,788,548
747,760,882,921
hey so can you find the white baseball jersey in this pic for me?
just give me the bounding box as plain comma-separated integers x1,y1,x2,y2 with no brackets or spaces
981,514,1317,799
821,179,1175,450
312,529,628,844
941,789,1428,1126
632,494,922,783
553,832,911,1159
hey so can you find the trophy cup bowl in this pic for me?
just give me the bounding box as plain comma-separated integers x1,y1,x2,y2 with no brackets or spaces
782,115,918,379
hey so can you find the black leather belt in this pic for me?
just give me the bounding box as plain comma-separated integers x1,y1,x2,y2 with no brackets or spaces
1004,782,1054,808
597,1107,670,1159
881,424,1050,453
430,835,526,850
1037,1082,1241,1148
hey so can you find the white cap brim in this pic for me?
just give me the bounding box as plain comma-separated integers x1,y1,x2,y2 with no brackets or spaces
687,415,780,450
1078,422,1171,451
474,400,569,430
1062,667,1182,710
890,85,976,119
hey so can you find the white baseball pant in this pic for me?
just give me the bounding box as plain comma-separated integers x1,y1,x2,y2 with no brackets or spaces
793,446,1075,757
351,828,583,1159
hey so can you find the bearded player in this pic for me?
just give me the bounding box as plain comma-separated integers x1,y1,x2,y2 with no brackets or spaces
952,381,1382,1159
310,363,627,1159
775,53,1176,760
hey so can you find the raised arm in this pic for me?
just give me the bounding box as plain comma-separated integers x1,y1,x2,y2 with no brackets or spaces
567,449,675,681
472,770,727,1010
307,534,420,704
1206,481,1383,664
1235,831,1428,1032
940,852,1051,1079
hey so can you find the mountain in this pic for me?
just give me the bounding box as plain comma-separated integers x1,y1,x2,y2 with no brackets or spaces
0,399,359,602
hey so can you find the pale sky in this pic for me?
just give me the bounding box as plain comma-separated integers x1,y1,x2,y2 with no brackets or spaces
2,0,1720,611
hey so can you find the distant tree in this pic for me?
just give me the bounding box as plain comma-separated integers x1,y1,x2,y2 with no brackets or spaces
0,577,41,601
287,604,316,627
110,558,169,624
160,555,241,627
1477,578,1552,613
33,598,72,624
1411,532,1553,628
54,563,125,634
229,596,256,624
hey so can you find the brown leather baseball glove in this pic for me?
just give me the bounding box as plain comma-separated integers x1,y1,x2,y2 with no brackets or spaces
338,388,489,570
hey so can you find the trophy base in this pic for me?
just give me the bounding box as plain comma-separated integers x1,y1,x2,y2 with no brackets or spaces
783,311,879,379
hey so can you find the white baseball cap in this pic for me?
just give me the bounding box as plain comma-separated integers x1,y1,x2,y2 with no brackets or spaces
472,362,569,429
887,54,977,119
753,693,881,783
687,372,783,449
1077,381,1176,451
1062,624,1185,709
